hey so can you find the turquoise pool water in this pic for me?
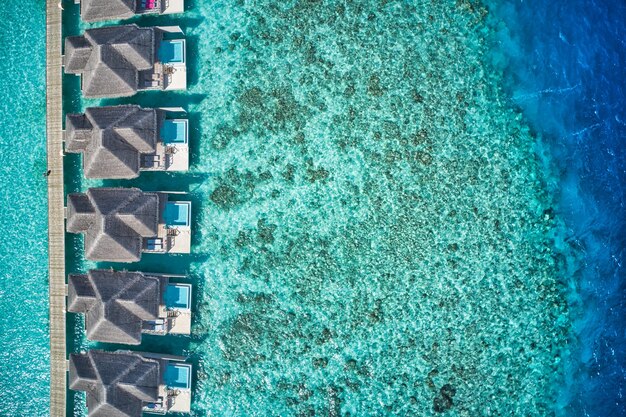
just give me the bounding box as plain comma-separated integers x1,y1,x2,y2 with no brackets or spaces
161,119,188,144
165,363,192,389
164,202,190,227
165,284,191,310
0,1,49,416
158,40,185,64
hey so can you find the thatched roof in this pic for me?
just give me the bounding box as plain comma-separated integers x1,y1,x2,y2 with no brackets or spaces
66,188,162,262
81,0,137,23
65,105,163,179
68,270,163,345
65,36,92,71
64,25,159,98
69,350,161,417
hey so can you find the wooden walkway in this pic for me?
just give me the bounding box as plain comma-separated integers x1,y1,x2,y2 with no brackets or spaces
46,1,66,416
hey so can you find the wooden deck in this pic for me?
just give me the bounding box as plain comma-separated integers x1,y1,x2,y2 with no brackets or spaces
46,1,66,416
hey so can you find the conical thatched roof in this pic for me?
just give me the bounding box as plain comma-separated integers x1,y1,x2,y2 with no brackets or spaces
68,270,163,345
69,350,161,417
65,105,163,179
81,0,137,23
64,25,159,98
66,188,162,262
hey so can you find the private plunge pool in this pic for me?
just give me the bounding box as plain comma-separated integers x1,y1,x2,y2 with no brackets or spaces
158,39,185,64
161,119,188,145
164,201,191,227
164,363,192,389
164,283,192,310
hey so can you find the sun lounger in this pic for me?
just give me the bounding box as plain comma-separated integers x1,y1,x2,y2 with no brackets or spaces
141,154,161,168
143,80,160,88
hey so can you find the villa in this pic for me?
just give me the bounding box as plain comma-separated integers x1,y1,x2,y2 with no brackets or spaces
63,24,187,98
65,187,192,262
69,350,192,416
68,269,192,345
76,0,185,23
65,105,190,178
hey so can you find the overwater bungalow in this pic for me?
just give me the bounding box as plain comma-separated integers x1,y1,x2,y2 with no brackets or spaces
68,269,192,345
69,350,192,416
66,187,192,262
63,24,187,98
77,0,185,23
65,105,190,178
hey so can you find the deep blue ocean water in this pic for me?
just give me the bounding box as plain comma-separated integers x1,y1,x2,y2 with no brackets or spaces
485,1,626,415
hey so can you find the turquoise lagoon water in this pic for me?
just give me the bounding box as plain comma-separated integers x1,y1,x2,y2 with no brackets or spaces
0,1,49,416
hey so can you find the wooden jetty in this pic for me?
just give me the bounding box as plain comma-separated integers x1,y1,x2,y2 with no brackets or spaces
46,0,66,416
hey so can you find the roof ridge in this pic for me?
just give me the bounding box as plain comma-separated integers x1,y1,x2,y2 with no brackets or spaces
113,353,160,390
86,105,138,131
112,106,141,130
107,24,136,45
117,357,160,390
113,275,149,304
86,305,131,341
105,272,142,303
115,276,159,315
112,360,138,385
87,229,139,260
117,274,158,301
95,45,137,85
115,190,148,216
101,188,140,216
